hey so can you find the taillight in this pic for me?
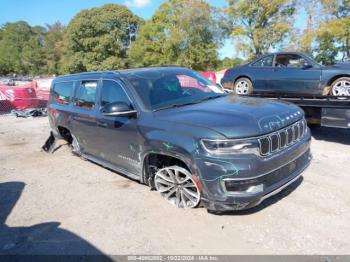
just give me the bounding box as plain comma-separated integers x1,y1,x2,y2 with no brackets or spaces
223,69,231,76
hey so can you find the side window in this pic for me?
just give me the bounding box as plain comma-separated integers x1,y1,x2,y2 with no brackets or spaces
75,80,98,109
52,81,74,104
252,55,273,67
100,80,130,107
275,54,309,68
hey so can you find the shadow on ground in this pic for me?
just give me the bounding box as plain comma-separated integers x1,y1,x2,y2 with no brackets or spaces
0,181,112,258
209,177,303,216
310,126,350,145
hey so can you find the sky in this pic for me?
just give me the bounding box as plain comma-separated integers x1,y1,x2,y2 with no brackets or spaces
0,0,307,59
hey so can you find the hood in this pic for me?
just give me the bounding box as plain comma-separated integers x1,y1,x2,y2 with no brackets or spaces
325,62,350,69
154,96,303,139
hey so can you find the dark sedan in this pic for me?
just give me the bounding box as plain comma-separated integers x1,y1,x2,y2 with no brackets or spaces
221,52,350,97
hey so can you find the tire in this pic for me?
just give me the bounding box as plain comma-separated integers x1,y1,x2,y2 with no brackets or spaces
234,77,253,95
330,77,350,97
154,165,201,209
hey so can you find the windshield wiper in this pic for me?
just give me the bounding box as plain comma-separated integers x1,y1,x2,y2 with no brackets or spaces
197,94,225,103
153,95,224,112
153,101,200,111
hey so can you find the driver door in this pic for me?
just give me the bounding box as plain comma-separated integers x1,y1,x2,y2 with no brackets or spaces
271,53,321,94
95,79,140,175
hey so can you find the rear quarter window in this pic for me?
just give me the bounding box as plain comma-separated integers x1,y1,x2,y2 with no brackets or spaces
52,81,74,105
252,55,273,67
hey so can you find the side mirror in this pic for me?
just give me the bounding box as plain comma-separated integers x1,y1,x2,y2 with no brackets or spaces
303,63,312,69
101,102,137,117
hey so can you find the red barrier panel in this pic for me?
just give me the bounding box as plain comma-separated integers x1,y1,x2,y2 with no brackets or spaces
201,69,228,85
0,84,39,111
0,78,53,111
200,71,217,83
32,79,51,108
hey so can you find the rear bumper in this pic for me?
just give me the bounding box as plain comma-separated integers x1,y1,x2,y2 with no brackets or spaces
196,130,311,211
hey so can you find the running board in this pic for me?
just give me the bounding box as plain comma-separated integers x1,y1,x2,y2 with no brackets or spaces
82,153,141,182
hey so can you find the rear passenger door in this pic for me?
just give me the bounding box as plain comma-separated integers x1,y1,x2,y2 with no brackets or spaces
95,79,140,175
49,81,75,128
70,80,99,156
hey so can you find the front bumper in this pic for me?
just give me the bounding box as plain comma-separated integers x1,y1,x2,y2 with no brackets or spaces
195,129,311,211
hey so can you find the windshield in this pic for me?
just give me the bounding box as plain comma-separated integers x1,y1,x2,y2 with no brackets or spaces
124,68,226,110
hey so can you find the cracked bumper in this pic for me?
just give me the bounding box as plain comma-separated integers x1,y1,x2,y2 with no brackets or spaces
195,130,312,211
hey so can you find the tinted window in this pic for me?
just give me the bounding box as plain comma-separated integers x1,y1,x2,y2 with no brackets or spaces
252,55,273,67
275,54,309,68
75,81,97,109
101,80,130,107
124,69,225,110
52,81,73,104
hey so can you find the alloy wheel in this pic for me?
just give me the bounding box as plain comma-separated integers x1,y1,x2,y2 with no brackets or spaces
332,80,350,96
235,80,249,94
154,166,200,208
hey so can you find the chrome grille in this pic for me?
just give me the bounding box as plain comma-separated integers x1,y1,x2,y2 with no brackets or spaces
258,119,307,156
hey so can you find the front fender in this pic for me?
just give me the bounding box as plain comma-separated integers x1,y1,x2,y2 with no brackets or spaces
140,130,203,180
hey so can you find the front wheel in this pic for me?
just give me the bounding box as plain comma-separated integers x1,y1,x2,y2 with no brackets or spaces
330,77,350,96
234,77,253,95
154,166,200,209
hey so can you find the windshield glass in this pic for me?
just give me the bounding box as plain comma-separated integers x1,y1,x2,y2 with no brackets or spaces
124,68,226,110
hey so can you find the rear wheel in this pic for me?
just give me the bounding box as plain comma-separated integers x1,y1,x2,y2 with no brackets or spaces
154,166,200,209
234,77,253,95
330,77,350,96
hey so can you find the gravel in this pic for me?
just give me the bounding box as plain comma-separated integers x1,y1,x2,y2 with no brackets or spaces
0,115,349,255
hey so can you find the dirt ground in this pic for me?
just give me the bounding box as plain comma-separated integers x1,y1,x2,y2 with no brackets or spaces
0,115,349,255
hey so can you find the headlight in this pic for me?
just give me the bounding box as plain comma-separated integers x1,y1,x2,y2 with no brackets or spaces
200,139,259,154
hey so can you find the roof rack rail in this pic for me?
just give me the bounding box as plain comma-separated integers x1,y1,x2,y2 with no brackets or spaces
56,65,186,78
57,70,119,78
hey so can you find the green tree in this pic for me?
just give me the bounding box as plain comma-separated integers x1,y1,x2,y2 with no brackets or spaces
314,33,339,65
322,0,350,18
0,21,56,75
62,4,141,73
217,57,244,70
287,0,322,54
21,26,47,75
44,22,65,75
226,0,296,58
129,0,224,70
315,0,350,63
0,21,33,74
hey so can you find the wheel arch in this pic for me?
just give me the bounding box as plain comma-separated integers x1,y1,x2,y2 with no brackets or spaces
141,150,198,188
57,125,73,144
327,74,350,86
234,75,253,84
324,75,350,95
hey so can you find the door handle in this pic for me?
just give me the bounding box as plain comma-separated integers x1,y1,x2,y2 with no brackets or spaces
97,121,108,128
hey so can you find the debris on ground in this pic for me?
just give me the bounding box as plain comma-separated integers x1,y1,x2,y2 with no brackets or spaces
11,108,47,118
42,131,56,153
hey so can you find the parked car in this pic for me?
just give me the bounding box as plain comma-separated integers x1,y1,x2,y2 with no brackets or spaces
47,67,311,212
221,51,350,97
0,77,15,86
